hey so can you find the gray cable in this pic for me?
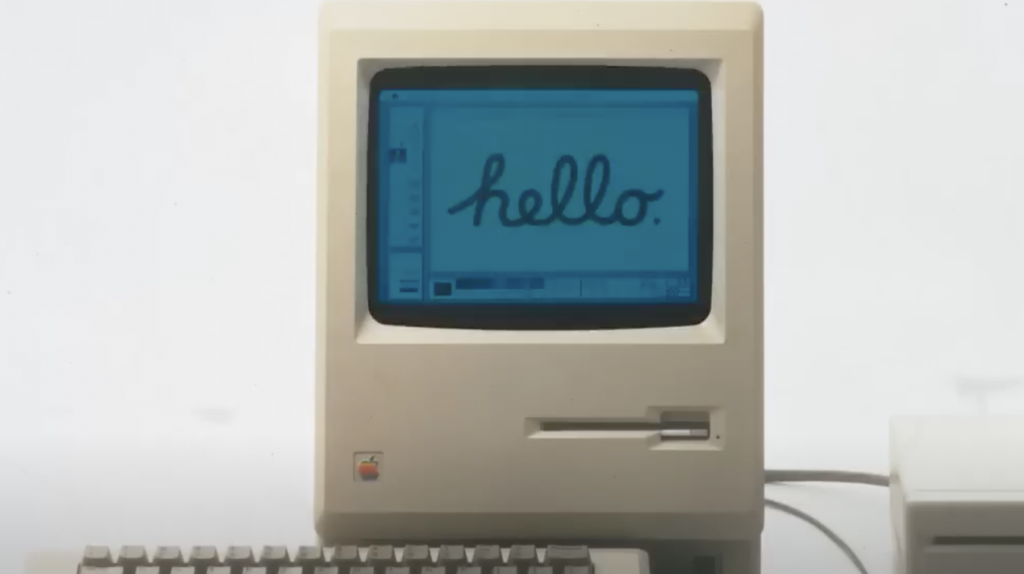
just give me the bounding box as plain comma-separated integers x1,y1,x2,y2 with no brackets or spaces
765,497,870,574
764,469,890,574
765,469,890,487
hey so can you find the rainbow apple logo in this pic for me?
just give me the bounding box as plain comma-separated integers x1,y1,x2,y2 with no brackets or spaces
357,455,380,481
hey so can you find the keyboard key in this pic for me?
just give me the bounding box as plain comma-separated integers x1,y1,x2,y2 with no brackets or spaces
171,568,198,574
471,546,501,568
279,568,303,574
329,546,361,569
313,568,339,574
242,568,268,574
209,568,232,574
367,545,396,567
119,546,150,566
493,568,518,574
226,547,256,562
296,546,326,569
138,568,161,574
261,546,290,562
351,568,375,574
563,567,593,574
508,547,537,567
455,568,481,574
155,546,184,560
225,547,256,574
191,547,220,561
259,546,290,572
190,547,220,574
80,569,124,574
543,547,589,567
421,568,446,574
155,546,185,572
84,546,114,566
437,546,467,571
526,568,553,574
83,544,114,564
385,568,411,574
401,545,431,570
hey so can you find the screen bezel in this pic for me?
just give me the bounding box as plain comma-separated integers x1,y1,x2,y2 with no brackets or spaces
366,66,713,330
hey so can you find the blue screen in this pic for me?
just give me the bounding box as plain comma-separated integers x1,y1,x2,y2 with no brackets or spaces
376,89,700,304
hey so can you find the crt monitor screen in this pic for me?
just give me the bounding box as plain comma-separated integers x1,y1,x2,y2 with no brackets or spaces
367,66,712,330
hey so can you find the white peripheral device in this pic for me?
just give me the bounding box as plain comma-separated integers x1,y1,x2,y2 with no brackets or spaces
891,417,1024,574
38,2,765,574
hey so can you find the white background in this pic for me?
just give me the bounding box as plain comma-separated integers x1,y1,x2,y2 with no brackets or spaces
2,0,1024,573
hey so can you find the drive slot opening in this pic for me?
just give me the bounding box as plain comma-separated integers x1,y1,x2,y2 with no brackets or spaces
537,412,711,441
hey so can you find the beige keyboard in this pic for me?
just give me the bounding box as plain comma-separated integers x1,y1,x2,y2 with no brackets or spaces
25,545,650,574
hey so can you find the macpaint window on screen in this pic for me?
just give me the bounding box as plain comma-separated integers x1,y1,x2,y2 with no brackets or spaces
366,67,713,330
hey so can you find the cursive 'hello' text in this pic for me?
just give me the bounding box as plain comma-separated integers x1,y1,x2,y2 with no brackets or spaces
446,153,665,228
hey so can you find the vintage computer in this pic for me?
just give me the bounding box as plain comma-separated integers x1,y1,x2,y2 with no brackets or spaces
315,1,763,572
53,2,764,574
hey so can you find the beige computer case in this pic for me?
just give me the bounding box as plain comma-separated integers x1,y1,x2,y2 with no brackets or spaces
317,2,762,571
